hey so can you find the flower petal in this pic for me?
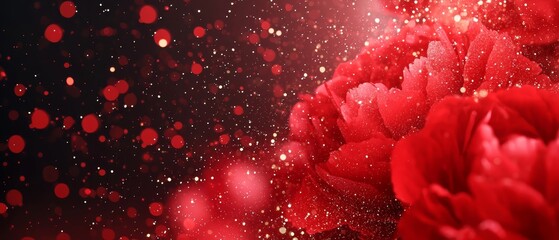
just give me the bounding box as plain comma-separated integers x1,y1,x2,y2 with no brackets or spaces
469,176,558,239
320,135,395,194
392,96,482,203
425,41,462,102
338,83,389,142
377,88,429,138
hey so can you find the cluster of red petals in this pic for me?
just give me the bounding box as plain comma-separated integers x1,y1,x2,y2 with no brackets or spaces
283,18,552,237
392,86,559,239
382,0,559,45
284,24,433,238
382,0,559,82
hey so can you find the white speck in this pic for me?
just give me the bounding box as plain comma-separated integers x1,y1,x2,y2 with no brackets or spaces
453,15,461,22
158,39,168,48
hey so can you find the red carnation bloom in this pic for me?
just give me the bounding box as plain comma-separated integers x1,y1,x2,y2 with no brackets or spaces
284,24,435,238
282,21,550,237
382,0,559,44
383,0,559,82
392,86,559,239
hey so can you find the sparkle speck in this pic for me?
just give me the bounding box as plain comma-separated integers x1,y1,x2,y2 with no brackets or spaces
158,39,168,48
454,15,461,22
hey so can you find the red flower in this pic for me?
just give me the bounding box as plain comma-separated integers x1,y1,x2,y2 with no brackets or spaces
282,21,550,237
382,0,559,44
392,86,559,239
284,24,435,238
